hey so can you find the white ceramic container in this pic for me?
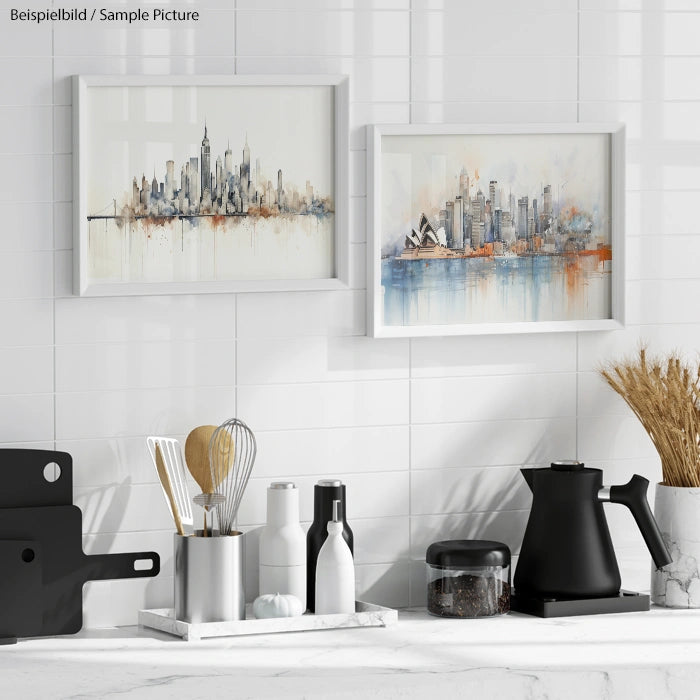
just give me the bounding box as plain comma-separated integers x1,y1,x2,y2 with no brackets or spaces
651,484,700,608
315,500,355,615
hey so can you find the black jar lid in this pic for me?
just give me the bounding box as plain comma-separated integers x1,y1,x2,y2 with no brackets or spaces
426,540,511,568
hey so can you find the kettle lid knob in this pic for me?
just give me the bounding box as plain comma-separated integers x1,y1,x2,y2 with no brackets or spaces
551,460,585,471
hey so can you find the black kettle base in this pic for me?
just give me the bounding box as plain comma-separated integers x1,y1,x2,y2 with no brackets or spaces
511,589,650,618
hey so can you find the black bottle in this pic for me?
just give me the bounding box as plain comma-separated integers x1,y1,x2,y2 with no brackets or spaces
306,479,354,612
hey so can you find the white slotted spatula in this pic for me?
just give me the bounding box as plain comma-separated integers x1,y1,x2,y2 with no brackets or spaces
147,436,193,536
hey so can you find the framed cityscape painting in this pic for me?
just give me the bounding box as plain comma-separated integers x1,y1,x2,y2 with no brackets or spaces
367,123,625,337
73,75,349,296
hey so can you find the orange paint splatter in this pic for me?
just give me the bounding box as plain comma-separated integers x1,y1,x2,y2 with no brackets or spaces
560,205,581,222
565,255,582,298
142,215,175,229
566,245,612,264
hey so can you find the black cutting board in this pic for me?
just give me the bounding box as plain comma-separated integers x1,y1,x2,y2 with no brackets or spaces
0,540,42,641
0,449,73,508
0,505,159,638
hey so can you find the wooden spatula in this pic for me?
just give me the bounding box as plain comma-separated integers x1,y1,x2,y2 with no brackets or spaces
154,444,185,536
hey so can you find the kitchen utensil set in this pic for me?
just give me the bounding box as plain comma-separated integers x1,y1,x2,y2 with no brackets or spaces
148,419,256,538
149,420,255,625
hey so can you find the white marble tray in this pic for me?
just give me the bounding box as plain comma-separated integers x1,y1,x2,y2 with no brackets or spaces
138,601,398,641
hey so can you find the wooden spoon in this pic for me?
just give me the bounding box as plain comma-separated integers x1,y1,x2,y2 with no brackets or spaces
185,425,234,535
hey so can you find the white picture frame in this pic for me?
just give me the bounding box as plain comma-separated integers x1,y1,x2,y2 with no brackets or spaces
73,74,349,296
366,123,625,337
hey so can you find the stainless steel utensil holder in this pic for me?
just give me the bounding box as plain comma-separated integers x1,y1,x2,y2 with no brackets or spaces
174,532,245,623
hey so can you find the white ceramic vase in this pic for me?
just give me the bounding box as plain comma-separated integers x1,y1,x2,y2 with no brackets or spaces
651,483,700,608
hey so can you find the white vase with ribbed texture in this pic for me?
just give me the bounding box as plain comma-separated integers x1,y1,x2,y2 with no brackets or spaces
651,484,700,608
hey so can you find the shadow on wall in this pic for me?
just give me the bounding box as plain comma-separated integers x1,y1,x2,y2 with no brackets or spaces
424,465,532,517
416,414,551,518
439,415,570,475
356,560,410,609
410,425,564,560
242,524,263,603
76,478,131,548
413,510,530,564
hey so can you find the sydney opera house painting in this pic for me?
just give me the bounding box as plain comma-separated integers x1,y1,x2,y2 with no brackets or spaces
76,80,337,294
376,128,620,335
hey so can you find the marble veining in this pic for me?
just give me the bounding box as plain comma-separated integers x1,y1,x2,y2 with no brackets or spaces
652,485,700,608
652,536,700,608
3,606,700,699
139,601,397,641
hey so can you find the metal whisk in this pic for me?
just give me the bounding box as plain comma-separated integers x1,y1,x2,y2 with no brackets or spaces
208,418,257,535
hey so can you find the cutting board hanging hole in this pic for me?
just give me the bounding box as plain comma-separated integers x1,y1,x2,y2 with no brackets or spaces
134,557,156,572
43,463,61,483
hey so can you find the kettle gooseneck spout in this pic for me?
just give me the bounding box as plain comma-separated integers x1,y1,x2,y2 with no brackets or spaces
520,468,535,492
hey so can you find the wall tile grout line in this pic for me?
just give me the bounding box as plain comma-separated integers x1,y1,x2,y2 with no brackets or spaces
234,294,239,419
577,0,581,124
576,0,580,460
407,0,413,607
51,1,57,459
49,53,415,59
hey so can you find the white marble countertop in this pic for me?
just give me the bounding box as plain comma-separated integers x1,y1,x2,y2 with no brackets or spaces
2,606,700,699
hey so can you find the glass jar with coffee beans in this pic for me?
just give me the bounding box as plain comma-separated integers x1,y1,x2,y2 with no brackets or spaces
426,540,511,618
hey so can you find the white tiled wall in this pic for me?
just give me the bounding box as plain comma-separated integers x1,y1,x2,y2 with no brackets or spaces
0,2,698,626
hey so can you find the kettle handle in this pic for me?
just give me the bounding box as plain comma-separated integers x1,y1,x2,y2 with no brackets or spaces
609,475,672,570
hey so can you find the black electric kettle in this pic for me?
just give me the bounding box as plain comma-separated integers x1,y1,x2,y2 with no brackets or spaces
514,461,672,599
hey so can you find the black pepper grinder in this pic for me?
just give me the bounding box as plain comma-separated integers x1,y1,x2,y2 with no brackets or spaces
306,479,354,612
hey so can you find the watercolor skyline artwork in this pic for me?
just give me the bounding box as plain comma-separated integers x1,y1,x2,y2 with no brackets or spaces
368,124,625,337
74,76,349,296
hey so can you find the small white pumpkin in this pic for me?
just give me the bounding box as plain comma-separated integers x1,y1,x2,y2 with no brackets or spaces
253,593,304,619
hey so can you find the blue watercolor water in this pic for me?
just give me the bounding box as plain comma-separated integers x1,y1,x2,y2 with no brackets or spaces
381,255,610,326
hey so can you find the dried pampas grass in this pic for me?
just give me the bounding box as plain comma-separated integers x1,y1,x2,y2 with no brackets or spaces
600,347,700,488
